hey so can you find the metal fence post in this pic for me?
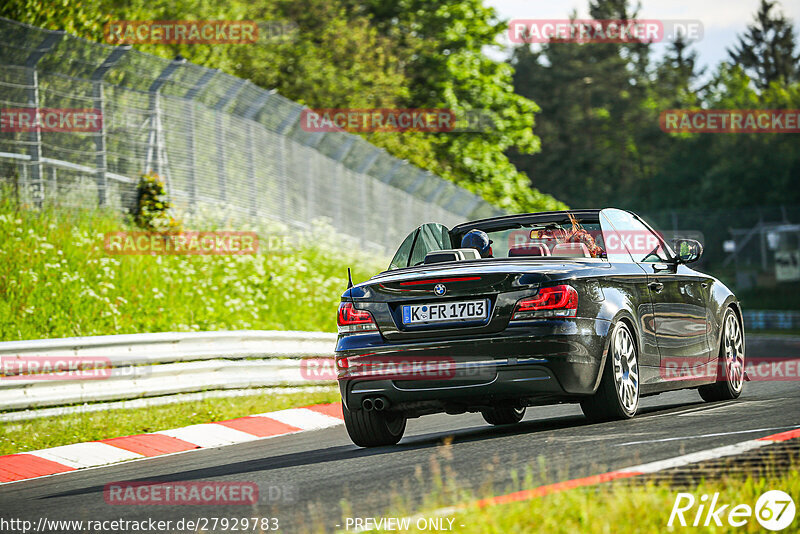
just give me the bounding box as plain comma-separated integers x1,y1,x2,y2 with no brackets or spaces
426,182,447,203
276,108,303,224
24,31,64,207
355,149,381,174
332,138,357,228
90,46,129,207
213,78,247,203
380,160,404,184
243,90,272,217
146,58,184,196
463,196,483,218
406,170,429,195
183,69,217,210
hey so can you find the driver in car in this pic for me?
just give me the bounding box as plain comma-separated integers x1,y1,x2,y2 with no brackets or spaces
461,229,493,258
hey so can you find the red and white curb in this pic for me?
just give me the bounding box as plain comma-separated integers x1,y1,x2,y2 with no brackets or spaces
0,402,343,484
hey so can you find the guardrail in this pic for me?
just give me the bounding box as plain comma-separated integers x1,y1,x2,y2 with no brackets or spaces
0,331,337,411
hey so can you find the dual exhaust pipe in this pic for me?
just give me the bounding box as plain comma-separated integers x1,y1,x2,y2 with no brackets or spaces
362,396,389,411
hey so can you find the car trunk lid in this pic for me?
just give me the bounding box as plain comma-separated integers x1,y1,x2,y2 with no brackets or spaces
357,260,562,342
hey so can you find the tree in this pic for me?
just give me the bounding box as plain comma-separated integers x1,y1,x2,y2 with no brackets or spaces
0,0,565,213
728,0,800,89
654,34,705,108
350,0,566,212
508,0,655,209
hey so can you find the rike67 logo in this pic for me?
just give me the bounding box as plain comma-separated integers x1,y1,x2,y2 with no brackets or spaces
669,490,796,531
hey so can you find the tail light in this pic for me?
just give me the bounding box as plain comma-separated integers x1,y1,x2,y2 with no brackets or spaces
512,284,578,320
337,302,378,334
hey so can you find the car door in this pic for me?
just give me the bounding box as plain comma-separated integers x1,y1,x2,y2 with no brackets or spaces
603,209,711,368
388,223,452,270
599,211,660,375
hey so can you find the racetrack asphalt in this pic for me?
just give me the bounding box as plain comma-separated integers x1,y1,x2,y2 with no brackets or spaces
1,337,798,533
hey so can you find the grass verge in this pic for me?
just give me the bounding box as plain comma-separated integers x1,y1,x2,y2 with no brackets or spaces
748,329,800,337
362,469,799,534
0,388,340,456
0,193,385,341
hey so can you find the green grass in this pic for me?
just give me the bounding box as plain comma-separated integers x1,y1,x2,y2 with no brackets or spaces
0,193,385,341
435,473,799,534
748,329,800,337
0,388,341,455
738,283,800,311
357,461,800,534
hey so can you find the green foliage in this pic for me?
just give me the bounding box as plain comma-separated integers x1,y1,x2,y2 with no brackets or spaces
374,469,800,534
351,0,566,212
728,0,800,89
0,194,384,341
131,172,181,232
0,0,111,37
0,0,565,214
510,0,800,213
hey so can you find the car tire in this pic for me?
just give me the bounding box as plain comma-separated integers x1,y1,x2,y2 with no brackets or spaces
581,321,639,422
343,404,406,447
481,405,526,426
699,308,745,402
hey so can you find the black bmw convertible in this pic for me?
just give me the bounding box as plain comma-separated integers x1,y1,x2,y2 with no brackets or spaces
335,209,745,447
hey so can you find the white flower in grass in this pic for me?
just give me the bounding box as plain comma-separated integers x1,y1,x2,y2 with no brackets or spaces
80,287,100,299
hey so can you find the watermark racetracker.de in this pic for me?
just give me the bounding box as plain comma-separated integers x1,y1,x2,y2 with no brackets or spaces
661,357,800,383
660,109,800,133
508,19,704,44
300,108,501,133
104,20,258,44
103,481,270,505
506,228,705,257
0,516,279,533
302,356,458,381
0,356,155,382
302,355,501,383
103,231,259,255
1,356,112,380
0,108,102,132
103,20,297,45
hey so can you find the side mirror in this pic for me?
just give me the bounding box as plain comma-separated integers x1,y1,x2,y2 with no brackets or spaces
674,239,703,264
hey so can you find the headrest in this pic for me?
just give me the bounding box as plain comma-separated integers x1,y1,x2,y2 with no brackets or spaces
509,243,551,257
552,242,591,258
423,248,482,264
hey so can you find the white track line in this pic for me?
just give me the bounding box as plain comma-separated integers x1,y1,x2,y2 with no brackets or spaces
614,425,800,446
403,427,800,525
644,401,738,418
618,440,770,474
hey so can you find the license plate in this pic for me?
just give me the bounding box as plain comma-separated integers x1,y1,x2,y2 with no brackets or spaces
402,300,488,325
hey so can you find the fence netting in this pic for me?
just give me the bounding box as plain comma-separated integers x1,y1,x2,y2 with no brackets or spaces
0,18,503,254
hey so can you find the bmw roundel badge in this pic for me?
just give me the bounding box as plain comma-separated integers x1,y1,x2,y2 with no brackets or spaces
433,283,447,296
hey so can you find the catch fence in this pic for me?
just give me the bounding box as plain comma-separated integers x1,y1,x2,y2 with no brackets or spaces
0,18,503,253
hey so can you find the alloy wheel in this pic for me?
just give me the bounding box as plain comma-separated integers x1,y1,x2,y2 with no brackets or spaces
723,311,745,393
612,324,639,414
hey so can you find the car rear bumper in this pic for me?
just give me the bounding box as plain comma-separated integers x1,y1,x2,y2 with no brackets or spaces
335,318,611,413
